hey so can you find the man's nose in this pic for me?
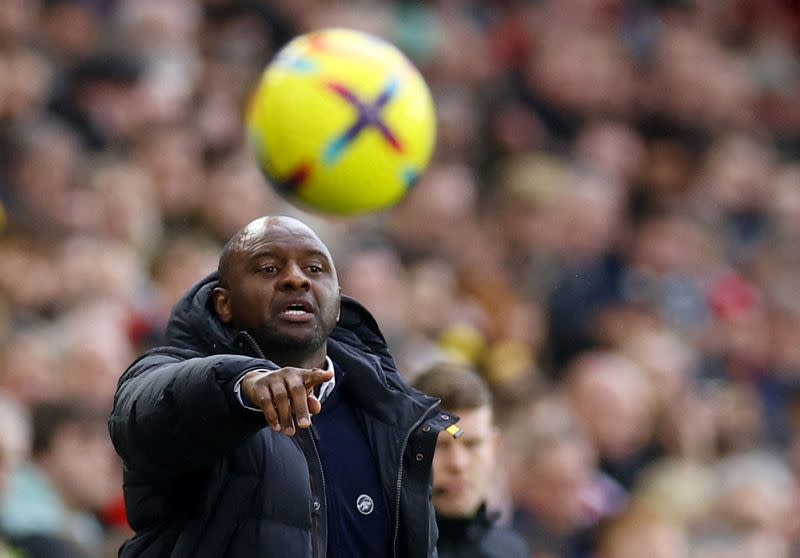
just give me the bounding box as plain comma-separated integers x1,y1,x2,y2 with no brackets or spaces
279,263,310,290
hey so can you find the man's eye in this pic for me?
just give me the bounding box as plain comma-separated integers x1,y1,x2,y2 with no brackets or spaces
307,265,323,273
262,265,277,273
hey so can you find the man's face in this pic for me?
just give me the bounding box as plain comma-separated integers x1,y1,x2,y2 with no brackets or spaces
216,219,341,357
432,406,497,518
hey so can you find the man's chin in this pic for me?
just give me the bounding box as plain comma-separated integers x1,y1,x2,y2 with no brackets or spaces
259,326,324,353
433,498,480,519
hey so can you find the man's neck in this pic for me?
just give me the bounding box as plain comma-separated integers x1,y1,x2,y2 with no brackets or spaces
242,330,328,369
265,345,328,370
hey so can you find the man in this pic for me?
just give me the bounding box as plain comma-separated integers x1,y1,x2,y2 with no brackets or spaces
108,216,459,557
412,362,529,558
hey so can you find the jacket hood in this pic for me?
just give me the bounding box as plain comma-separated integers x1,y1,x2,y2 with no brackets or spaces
165,272,238,354
165,272,394,362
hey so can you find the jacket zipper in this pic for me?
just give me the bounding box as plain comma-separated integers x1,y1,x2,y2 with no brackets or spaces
241,331,327,558
308,428,326,558
240,331,266,359
392,401,440,558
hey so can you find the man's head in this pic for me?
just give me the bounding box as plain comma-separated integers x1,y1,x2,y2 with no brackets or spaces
213,216,341,368
412,362,498,518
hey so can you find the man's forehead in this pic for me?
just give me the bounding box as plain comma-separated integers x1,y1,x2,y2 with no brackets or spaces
237,217,330,257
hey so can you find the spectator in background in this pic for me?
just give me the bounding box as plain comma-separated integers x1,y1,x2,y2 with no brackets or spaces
412,362,530,558
710,451,800,554
596,509,689,558
49,53,146,151
0,392,86,558
564,351,661,490
0,399,116,558
504,396,625,558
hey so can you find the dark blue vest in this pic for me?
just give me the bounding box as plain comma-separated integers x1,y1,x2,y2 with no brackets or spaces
313,366,391,558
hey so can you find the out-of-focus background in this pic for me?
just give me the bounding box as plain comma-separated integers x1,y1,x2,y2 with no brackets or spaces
1,1,799,557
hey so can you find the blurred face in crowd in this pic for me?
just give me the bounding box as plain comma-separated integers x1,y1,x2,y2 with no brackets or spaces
567,353,655,461
39,418,117,511
433,405,498,518
599,514,689,558
340,248,408,336
202,156,276,241
154,234,221,314
0,333,61,405
136,126,204,219
520,437,596,533
214,217,340,366
701,134,774,213
574,121,645,183
0,0,38,44
551,177,624,260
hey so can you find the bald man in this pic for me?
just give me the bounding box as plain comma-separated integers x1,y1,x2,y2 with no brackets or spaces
109,216,459,558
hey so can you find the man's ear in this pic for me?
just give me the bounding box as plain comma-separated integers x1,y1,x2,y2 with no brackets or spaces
213,287,233,324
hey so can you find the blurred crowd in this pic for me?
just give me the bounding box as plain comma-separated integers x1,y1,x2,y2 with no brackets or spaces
1,0,800,557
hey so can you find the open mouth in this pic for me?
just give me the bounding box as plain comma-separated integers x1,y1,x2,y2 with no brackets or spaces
278,301,314,321
282,304,309,315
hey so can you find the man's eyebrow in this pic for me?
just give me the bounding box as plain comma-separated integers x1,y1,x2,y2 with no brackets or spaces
248,247,331,261
249,248,276,257
303,248,332,261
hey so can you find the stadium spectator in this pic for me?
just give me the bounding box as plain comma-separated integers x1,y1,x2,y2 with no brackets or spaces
505,396,626,558
0,399,117,558
564,351,661,490
412,361,530,558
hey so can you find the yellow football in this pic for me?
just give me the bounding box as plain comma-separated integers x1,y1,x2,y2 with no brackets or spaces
247,28,436,216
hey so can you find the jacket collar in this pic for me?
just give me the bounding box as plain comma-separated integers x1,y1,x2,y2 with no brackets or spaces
436,504,495,542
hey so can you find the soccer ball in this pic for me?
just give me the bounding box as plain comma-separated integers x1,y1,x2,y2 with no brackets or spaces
246,28,436,216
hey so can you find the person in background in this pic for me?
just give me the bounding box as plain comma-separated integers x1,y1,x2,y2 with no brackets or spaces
504,396,626,558
413,361,530,558
0,397,112,558
595,508,689,558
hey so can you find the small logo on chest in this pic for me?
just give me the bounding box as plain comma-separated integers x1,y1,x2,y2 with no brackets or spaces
356,494,374,515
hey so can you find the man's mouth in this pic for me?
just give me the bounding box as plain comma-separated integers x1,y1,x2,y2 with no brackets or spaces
283,304,309,315
278,301,314,322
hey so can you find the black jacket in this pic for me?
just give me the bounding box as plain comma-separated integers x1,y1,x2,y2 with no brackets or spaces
109,273,457,557
436,506,530,558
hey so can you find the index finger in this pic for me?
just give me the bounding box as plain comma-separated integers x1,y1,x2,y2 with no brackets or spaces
302,368,334,389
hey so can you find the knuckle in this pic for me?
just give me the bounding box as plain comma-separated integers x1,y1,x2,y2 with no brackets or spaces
289,383,306,397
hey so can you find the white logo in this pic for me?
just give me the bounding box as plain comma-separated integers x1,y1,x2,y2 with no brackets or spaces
356,494,374,515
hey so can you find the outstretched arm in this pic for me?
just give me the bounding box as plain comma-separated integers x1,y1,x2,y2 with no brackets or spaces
108,348,273,476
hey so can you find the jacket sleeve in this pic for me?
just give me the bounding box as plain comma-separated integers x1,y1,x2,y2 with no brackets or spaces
108,347,273,477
